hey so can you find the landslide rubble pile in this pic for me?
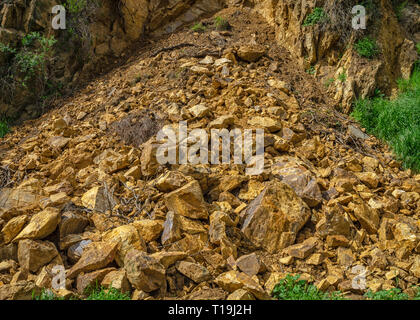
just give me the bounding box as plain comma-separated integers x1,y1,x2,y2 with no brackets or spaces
0,8,419,300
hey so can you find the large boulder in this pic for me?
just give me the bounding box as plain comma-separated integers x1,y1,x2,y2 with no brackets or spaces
241,180,311,253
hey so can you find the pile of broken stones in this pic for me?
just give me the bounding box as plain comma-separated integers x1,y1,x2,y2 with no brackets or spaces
0,42,419,300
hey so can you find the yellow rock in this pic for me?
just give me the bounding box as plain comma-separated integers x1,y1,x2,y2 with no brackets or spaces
13,208,60,241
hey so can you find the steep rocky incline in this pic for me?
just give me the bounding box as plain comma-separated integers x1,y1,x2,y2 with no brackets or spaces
0,7,419,300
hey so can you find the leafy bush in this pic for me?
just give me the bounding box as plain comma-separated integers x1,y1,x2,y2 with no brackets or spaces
354,37,379,58
303,8,328,27
351,67,420,171
364,288,409,300
191,22,206,33
416,42,420,55
272,274,346,300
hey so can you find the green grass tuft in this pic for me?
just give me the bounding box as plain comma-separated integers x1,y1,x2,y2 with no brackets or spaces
354,37,379,58
191,22,207,33
351,67,420,171
272,274,346,300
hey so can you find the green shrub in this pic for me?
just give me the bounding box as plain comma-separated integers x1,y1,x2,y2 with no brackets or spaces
303,7,328,27
354,37,379,58
351,67,420,171
364,288,409,300
191,22,206,33
272,274,346,300
416,42,420,55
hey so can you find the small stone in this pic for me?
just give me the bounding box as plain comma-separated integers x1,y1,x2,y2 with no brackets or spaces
164,180,208,220
237,45,266,62
236,253,264,276
18,239,59,273
227,289,255,300
102,225,147,267
67,242,118,279
176,261,212,283
124,249,166,293
1,215,28,244
13,208,60,241
285,237,318,259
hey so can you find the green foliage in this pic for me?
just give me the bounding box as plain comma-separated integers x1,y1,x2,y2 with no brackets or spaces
0,120,10,138
364,288,409,300
214,16,230,31
303,7,328,27
272,274,346,300
324,77,335,88
416,42,420,55
85,285,130,300
32,289,65,300
393,0,408,20
191,22,206,33
65,0,87,14
338,70,347,82
0,43,16,55
306,65,316,75
354,37,379,58
351,67,420,171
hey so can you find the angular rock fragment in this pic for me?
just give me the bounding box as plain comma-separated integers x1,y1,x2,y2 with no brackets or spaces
241,180,311,253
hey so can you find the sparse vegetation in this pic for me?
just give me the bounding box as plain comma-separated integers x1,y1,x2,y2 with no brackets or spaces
191,22,207,33
393,0,408,20
303,7,328,27
0,120,10,138
272,274,346,300
306,65,316,75
364,288,409,300
32,289,65,300
214,16,230,31
338,70,347,82
324,77,335,88
352,66,420,171
85,284,131,300
32,286,130,300
354,37,379,58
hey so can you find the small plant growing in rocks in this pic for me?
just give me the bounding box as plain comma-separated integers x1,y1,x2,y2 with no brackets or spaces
191,22,207,33
272,274,346,300
354,37,379,58
214,16,231,31
303,7,328,27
